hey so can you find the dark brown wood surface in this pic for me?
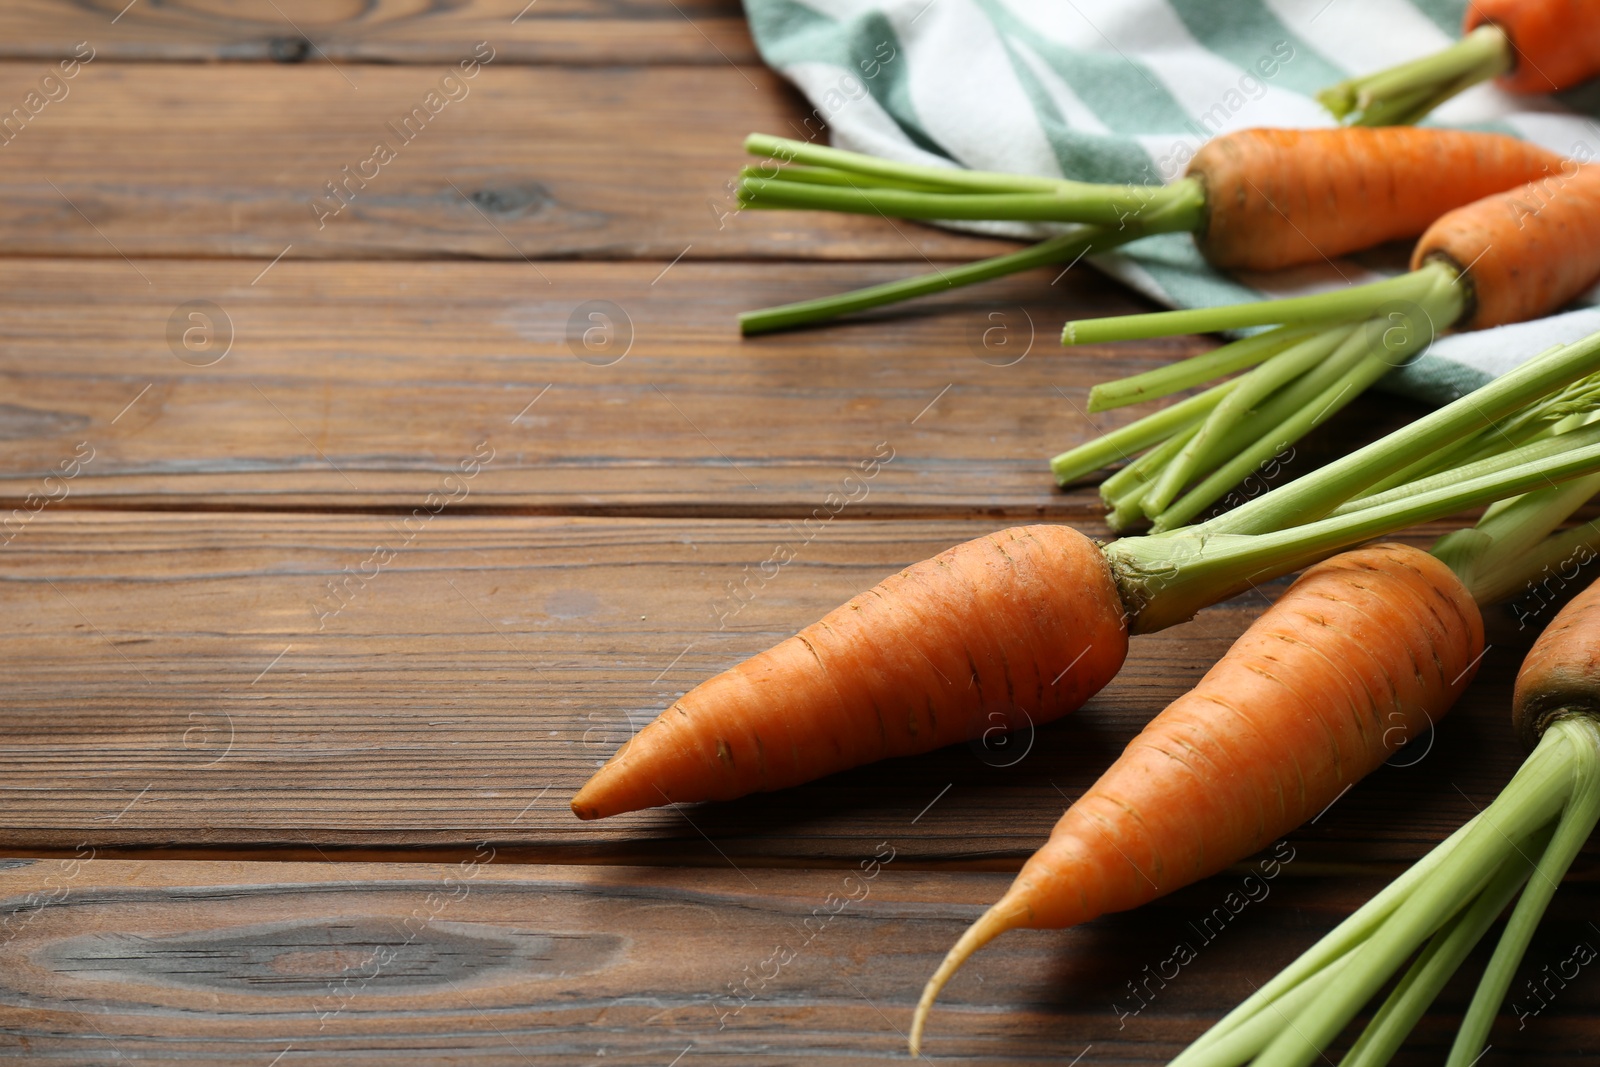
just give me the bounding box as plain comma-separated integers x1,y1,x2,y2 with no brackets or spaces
0,2,1591,1063
0,62,1010,261
0,0,760,65
2,857,1598,1065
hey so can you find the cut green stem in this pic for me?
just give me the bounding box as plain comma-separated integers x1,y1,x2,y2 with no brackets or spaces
1050,380,1234,487
739,175,1202,228
740,230,1103,336
1447,716,1600,1067
1142,326,1360,517
1318,25,1513,127
1062,263,1454,346
740,195,1198,335
1088,324,1317,412
744,133,1073,194
1152,342,1395,532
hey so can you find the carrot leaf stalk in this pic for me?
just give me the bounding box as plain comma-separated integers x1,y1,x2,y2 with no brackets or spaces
1169,716,1600,1067
1317,25,1513,127
739,133,1205,222
739,222,1159,336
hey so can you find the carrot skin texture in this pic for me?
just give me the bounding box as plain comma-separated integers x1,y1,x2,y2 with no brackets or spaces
1413,164,1600,330
1004,543,1482,931
571,525,1128,820
1513,575,1600,749
1466,0,1600,94
1189,127,1561,271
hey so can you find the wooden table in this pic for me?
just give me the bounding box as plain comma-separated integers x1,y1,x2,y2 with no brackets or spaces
1,3,1596,1063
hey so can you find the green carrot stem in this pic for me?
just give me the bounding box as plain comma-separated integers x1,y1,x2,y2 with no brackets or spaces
739,230,1099,336
1112,434,1600,634
1339,847,1541,1067
1253,749,1577,1067
1203,315,1595,539
1431,475,1600,606
1087,324,1316,412
1447,716,1600,1067
1179,814,1483,1061
1062,262,1455,346
1353,356,1598,502
1106,497,1148,533
1170,949,1361,1067
1467,515,1600,609
1143,326,1361,516
745,132,1158,196
1051,381,1234,486
1151,346,1393,533
743,133,1059,193
738,165,952,193
1100,428,1197,502
1335,423,1600,523
1318,25,1512,127
739,177,1202,228
1135,328,1389,525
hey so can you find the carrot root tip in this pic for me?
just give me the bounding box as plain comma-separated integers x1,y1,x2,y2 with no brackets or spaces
908,894,1030,1056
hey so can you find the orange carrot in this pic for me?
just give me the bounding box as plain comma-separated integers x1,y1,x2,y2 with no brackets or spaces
909,543,1484,1052
1412,162,1600,329
571,525,1128,820
1188,127,1561,271
739,128,1563,332
1465,0,1600,94
1513,567,1600,748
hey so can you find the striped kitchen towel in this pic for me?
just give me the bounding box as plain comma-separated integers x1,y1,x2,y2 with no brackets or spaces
741,0,1600,402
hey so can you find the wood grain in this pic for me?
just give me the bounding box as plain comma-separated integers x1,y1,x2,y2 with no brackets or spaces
0,62,1010,261
2,856,1598,1065
0,0,759,65
0,510,1558,871
0,258,1418,515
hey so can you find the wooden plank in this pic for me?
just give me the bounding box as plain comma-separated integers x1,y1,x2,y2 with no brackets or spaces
0,62,1009,261
0,510,1548,869
0,0,758,66
0,258,1416,515
2,856,1598,1064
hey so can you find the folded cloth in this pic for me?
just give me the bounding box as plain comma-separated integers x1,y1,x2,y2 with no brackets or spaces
741,0,1600,401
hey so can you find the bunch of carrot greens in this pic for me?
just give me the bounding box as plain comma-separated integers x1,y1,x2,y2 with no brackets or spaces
735,133,1203,336
1051,261,1463,532
734,127,1559,335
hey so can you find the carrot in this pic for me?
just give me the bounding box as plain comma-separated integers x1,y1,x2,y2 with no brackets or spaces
1412,162,1600,330
913,421,1600,1057
1166,516,1600,1067
1320,3,1600,126
909,543,1483,1052
1188,127,1559,271
1465,0,1600,94
571,525,1129,819
1512,563,1600,747
573,334,1600,822
736,128,1560,334
1055,162,1600,534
